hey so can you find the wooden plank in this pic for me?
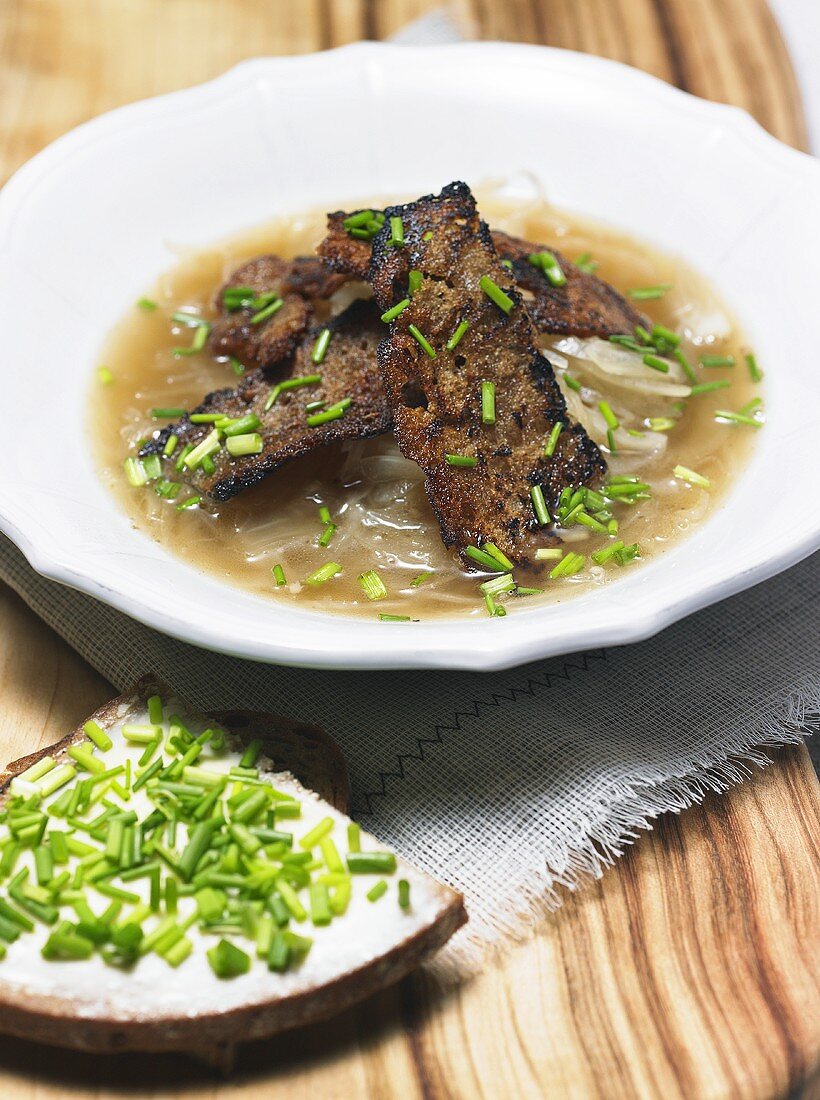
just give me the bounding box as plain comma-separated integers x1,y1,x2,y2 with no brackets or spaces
0,1,817,1095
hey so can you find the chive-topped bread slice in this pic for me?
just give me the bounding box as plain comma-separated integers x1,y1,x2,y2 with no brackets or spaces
0,677,466,1055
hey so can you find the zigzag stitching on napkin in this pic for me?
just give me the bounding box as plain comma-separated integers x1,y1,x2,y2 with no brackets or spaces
430,683,820,972
356,649,609,816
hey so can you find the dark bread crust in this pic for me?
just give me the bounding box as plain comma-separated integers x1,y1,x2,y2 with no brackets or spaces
320,214,644,340
141,299,390,502
367,182,606,566
0,678,466,1055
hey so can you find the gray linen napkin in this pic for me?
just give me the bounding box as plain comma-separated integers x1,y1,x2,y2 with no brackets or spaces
1,9,817,955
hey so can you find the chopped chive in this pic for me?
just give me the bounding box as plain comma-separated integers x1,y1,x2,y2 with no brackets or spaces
422,230,433,241
544,421,563,457
564,374,581,392
608,335,644,352
358,570,388,601
480,275,514,314
445,454,477,468
250,298,283,325
530,485,551,527
162,434,179,458
549,552,586,579
599,402,619,431
481,381,496,425
137,297,158,311
221,285,256,311
311,327,332,365
367,880,388,903
347,852,397,875
265,373,322,411
207,938,251,979
317,522,336,548
171,311,208,328
482,543,514,571
689,380,731,396
575,253,598,274
39,765,76,798
97,366,114,385
176,495,201,510
714,409,763,428
347,823,361,853
183,429,221,470
445,319,470,350
221,414,261,437
408,270,422,295
674,464,711,489
527,251,566,286
189,413,222,424
672,348,697,383
305,562,341,586
651,324,681,348
465,545,509,572
150,407,185,419
388,216,404,247
123,457,148,488
746,353,763,383
699,354,735,368
535,548,563,560
306,398,351,427
230,357,245,376
648,417,677,432
172,321,211,358
226,432,263,457
410,572,433,587
643,353,670,374
408,324,436,358
84,720,112,752
381,298,410,323
378,613,411,622
310,882,333,925
607,428,617,453
628,284,672,300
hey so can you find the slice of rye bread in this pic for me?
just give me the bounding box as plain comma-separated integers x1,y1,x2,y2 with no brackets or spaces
366,181,606,566
0,676,466,1057
209,255,346,370
141,299,391,502
319,212,644,339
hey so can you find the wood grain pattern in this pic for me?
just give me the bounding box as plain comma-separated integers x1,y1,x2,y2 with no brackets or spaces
0,1,817,1096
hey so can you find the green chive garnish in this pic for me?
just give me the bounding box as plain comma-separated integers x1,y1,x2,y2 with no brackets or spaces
689,380,731,396
599,402,619,431
97,366,114,385
207,938,251,979
311,328,332,365
225,433,263,457
648,417,677,432
674,464,711,489
480,275,514,314
347,852,397,875
378,613,412,622
530,485,551,527
746,353,763,383
388,216,404,248
464,545,508,572
408,270,422,295
700,354,735,368
643,354,670,374
307,398,351,427
527,250,566,287
381,298,410,323
265,373,322,411
445,320,470,351
445,454,477,468
250,298,283,326
481,381,496,425
305,562,341,586
535,548,563,560
137,297,158,311
714,409,763,428
564,375,581,392
628,284,672,300
151,407,185,420
544,421,563,457
358,570,387,601
575,253,598,274
408,324,436,358
367,880,388,903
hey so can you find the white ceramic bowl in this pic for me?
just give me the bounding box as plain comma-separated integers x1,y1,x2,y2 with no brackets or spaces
1,43,818,671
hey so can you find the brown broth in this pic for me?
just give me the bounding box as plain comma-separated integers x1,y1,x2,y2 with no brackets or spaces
90,194,761,620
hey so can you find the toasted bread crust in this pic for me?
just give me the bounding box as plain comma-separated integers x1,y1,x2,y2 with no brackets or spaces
142,299,390,501
367,182,605,566
320,214,644,340
0,679,466,1054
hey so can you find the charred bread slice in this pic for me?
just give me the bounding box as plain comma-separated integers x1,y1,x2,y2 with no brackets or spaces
367,181,606,567
142,299,390,502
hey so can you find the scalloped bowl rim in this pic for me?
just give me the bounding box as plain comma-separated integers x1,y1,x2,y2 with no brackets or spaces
0,42,818,670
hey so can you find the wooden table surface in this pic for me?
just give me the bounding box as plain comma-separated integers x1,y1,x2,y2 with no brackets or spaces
0,2,818,1097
